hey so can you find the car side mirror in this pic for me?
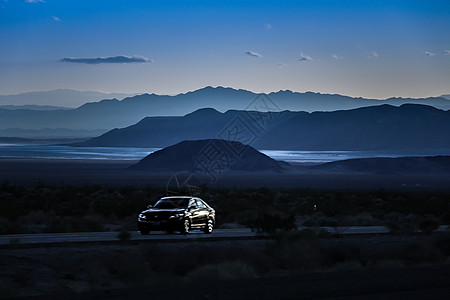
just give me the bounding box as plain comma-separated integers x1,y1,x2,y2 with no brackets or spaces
147,205,153,209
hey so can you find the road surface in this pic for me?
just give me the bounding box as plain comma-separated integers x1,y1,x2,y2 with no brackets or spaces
0,225,448,245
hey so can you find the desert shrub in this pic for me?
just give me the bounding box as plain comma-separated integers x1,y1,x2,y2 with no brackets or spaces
145,243,270,277
338,212,378,226
299,212,372,228
397,239,444,265
434,233,450,257
218,223,245,229
300,213,379,235
117,229,131,241
301,218,317,227
419,215,440,235
373,260,406,269
0,192,27,220
43,216,104,233
92,198,116,217
116,215,140,231
16,210,51,233
2,184,450,234
58,193,92,216
72,216,104,232
0,217,15,234
385,213,419,235
265,229,321,271
440,213,450,225
184,261,257,283
251,213,296,236
321,243,361,268
17,210,48,224
327,261,362,272
99,252,154,285
43,216,68,233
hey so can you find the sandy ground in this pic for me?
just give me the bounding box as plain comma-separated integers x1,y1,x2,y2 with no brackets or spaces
0,158,449,190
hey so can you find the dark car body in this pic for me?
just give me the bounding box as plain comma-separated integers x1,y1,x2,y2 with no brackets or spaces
137,196,215,235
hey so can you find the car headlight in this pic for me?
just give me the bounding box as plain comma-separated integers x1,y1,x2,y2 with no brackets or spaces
138,213,147,220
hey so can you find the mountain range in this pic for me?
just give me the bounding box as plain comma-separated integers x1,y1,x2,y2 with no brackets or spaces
0,105,72,111
0,128,105,139
76,104,450,151
313,156,450,174
1,87,449,138
0,89,135,108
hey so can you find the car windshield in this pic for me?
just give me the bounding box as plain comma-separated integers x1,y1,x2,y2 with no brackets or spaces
153,198,190,209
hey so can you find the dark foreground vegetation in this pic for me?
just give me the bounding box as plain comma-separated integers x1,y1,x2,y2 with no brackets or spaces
0,182,449,235
1,232,450,298
1,182,450,298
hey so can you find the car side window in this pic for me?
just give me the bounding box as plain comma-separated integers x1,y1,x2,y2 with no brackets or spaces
196,200,206,209
189,200,197,209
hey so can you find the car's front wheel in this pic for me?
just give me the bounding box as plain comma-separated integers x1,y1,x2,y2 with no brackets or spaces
181,219,190,235
203,219,214,234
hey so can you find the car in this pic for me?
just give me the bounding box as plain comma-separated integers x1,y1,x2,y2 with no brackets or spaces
137,196,215,235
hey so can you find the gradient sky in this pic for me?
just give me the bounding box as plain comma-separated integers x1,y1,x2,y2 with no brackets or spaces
1,0,449,100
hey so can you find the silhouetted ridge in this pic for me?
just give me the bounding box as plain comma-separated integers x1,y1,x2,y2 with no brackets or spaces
1,87,450,134
76,104,450,150
131,139,286,173
314,156,450,174
183,108,223,121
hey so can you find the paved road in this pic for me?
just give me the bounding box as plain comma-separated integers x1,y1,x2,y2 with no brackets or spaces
1,225,448,245
0,229,255,245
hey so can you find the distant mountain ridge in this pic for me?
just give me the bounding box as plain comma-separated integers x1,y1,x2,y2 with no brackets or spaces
313,156,450,174
76,104,450,151
1,87,449,135
0,128,106,139
0,105,72,111
0,89,136,108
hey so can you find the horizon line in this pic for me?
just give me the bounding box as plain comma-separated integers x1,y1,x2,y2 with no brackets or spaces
1,85,449,103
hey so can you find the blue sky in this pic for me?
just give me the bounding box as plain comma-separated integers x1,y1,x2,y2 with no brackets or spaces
0,0,449,100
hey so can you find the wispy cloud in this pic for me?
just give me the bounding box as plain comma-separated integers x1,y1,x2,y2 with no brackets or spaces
368,51,379,58
424,51,435,56
443,50,450,55
265,23,272,30
59,55,153,64
331,54,343,60
278,63,286,68
25,0,45,3
297,52,312,62
245,51,263,58
52,16,62,22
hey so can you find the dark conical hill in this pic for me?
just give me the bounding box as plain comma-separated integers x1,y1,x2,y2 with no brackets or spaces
131,139,287,173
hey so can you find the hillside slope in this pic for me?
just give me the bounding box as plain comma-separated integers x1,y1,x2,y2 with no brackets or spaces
313,156,450,174
131,139,287,173
77,104,450,151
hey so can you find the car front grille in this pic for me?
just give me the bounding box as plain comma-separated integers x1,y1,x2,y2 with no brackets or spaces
145,212,174,221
